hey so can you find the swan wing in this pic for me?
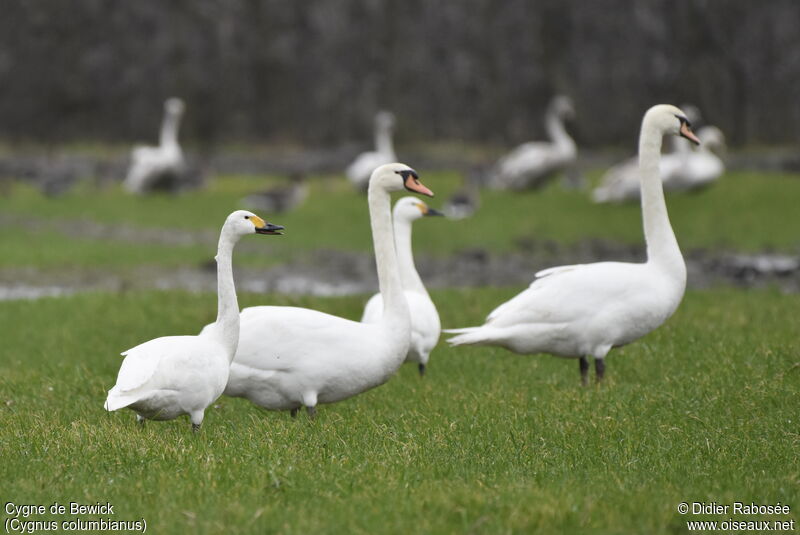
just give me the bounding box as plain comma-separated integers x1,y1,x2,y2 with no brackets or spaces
486,262,647,327
112,336,194,392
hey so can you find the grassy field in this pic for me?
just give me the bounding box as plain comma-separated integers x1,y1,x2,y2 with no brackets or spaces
1,287,798,534
2,169,800,273
1,168,799,533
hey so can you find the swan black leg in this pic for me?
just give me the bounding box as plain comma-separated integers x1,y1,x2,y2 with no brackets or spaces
290,408,299,419
580,356,589,386
192,423,201,433
306,406,317,419
418,363,426,377
595,358,605,383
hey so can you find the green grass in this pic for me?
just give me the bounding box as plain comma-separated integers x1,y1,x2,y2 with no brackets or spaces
1,169,800,272
1,287,797,534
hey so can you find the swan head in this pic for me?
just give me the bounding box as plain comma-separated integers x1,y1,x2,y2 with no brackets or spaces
645,104,701,145
394,196,444,222
224,209,284,237
550,95,575,119
369,163,434,197
375,111,395,130
165,98,185,116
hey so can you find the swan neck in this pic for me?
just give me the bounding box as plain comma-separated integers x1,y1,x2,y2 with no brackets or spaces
375,122,394,156
368,185,409,327
160,110,181,148
545,108,574,153
639,124,684,274
213,232,240,361
393,215,426,294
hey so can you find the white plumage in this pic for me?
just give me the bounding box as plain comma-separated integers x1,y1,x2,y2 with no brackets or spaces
448,104,699,384
104,210,283,430
346,111,396,191
124,98,187,194
223,163,435,416
361,197,443,376
488,96,577,191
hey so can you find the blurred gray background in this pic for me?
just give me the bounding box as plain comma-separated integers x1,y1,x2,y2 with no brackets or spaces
1,0,796,148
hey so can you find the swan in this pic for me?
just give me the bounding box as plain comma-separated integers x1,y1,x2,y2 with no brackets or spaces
487,96,577,191
662,126,725,192
346,111,396,191
447,104,699,384
361,196,443,376
241,172,308,214
123,98,187,194
104,210,284,430
223,163,434,417
593,124,724,203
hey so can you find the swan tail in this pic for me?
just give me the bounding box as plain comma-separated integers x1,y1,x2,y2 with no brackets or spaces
446,327,495,347
104,392,140,412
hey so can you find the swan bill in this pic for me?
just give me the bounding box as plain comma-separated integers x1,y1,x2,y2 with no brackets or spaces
255,222,285,235
399,171,434,197
424,207,445,217
679,120,701,146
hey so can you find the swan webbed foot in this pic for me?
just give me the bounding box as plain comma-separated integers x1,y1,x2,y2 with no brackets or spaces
579,356,590,387
418,363,426,377
290,408,299,419
595,358,606,383
306,406,317,419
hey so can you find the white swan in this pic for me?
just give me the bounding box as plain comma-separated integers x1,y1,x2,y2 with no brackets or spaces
488,96,577,191
223,163,434,416
593,124,724,203
346,111,396,191
361,196,443,376
124,98,187,194
447,104,699,384
104,210,284,430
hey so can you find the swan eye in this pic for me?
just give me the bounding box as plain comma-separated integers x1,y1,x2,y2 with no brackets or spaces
244,215,250,219
675,115,691,128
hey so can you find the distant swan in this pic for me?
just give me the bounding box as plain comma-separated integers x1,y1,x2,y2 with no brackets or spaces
124,98,187,194
448,104,699,384
488,96,577,191
361,196,443,376
593,124,724,203
222,163,434,417
104,210,283,430
346,111,396,191
241,172,308,214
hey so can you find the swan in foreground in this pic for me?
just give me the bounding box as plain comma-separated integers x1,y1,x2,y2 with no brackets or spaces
105,210,284,430
488,96,577,191
448,104,699,384
346,111,396,191
124,98,187,194
593,124,724,203
223,163,434,417
361,196,443,376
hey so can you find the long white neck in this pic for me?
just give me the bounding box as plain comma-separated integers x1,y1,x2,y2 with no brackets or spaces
545,108,575,156
393,215,427,295
160,110,181,148
375,122,394,157
368,185,410,331
211,231,240,362
638,122,686,278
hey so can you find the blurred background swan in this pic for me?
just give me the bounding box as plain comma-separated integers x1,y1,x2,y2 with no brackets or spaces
123,97,187,194
487,95,577,191
346,111,396,192
593,124,726,203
